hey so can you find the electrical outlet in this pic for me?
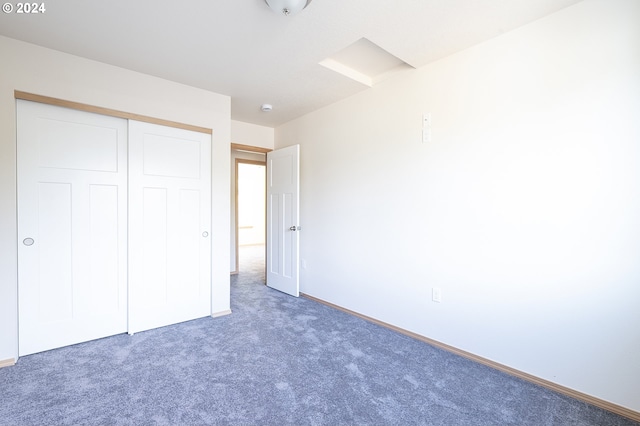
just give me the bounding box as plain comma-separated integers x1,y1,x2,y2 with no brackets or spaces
301,259,307,269
432,287,442,303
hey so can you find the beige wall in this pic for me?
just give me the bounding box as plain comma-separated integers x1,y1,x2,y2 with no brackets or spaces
275,0,640,412
0,36,232,362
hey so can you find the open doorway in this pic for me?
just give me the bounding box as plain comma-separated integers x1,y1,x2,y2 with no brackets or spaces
230,143,300,296
235,159,266,278
229,143,271,281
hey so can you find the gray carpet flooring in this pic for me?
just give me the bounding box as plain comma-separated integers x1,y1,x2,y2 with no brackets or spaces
0,245,637,425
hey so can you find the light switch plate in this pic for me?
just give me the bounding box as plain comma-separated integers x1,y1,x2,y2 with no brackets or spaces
422,112,432,143
432,287,442,303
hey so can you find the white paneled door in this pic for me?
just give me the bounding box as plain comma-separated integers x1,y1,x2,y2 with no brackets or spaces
266,144,300,297
17,100,128,356
18,101,213,354
128,121,212,334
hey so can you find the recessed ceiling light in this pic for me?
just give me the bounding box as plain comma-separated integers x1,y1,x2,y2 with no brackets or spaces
261,104,273,112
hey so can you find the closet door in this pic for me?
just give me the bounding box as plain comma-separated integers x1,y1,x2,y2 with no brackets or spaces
17,100,128,356
128,121,212,333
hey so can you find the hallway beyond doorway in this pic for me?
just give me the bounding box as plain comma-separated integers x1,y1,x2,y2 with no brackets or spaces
239,244,265,284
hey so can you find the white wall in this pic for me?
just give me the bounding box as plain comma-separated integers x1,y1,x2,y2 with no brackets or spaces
0,36,232,362
231,120,274,150
275,0,640,412
229,121,272,272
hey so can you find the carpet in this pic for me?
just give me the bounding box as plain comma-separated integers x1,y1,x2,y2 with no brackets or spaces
0,247,636,425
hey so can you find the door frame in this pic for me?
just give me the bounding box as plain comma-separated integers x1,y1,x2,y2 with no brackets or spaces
234,158,267,274
231,143,271,275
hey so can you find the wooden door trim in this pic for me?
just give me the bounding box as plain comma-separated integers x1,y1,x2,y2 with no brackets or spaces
0,358,16,368
231,143,272,154
14,91,212,135
234,159,267,275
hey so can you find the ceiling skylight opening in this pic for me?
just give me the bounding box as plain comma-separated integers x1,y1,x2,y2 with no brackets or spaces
319,38,415,87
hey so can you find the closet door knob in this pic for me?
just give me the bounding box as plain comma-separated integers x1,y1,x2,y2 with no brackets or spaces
202,231,209,238
23,237,35,246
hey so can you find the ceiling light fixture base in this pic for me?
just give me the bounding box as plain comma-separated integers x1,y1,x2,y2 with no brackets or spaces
264,0,312,16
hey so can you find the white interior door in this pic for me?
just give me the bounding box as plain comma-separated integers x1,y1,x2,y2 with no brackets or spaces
266,144,300,297
128,121,212,334
17,100,128,356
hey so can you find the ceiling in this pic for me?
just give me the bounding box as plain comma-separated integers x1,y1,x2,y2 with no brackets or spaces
0,0,582,128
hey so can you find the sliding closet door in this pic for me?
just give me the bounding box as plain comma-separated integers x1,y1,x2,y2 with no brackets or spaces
17,100,128,356
128,121,212,334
